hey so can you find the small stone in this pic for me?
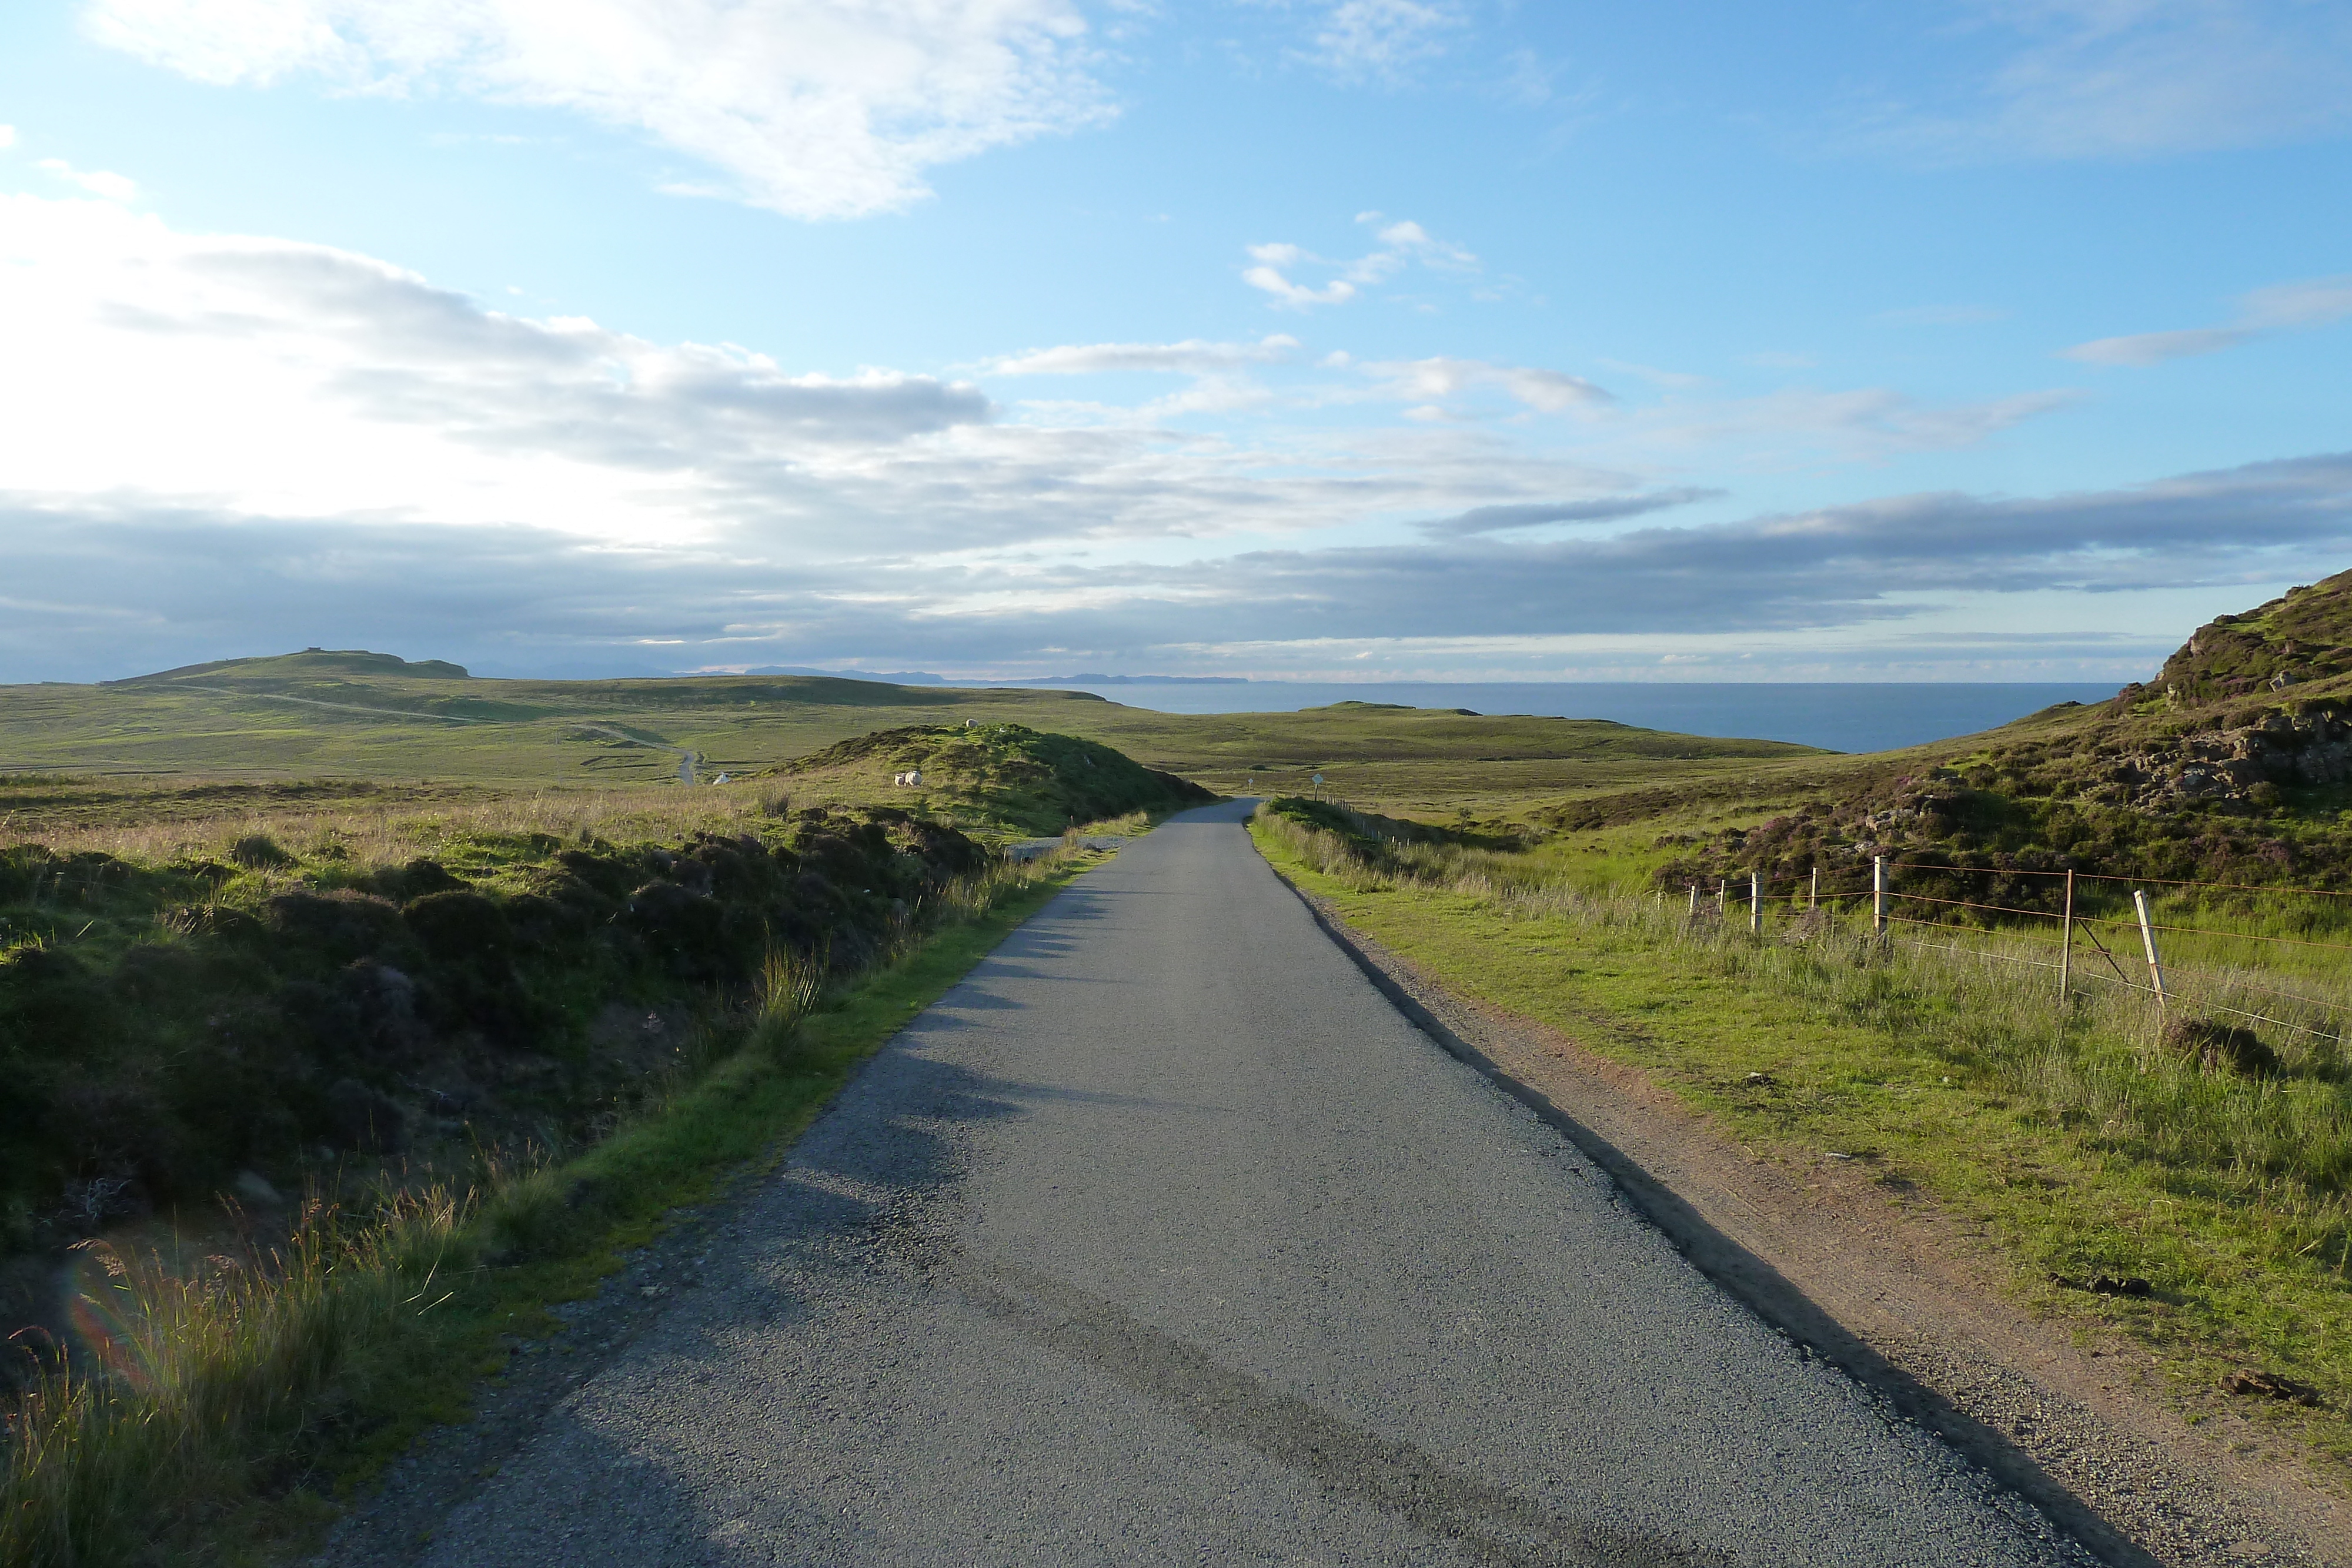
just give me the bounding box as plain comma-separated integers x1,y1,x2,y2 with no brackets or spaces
2220,1368,2323,1406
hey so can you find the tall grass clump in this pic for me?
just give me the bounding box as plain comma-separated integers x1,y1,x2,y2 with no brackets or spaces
1,1191,467,1567
751,947,827,1065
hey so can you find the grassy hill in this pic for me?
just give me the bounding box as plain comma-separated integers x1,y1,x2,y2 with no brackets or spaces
1440,570,2352,902
774,722,1212,836
0,650,1829,825
2133,570,2352,703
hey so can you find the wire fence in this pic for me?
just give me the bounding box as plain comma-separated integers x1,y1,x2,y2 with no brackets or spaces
1681,857,2352,1045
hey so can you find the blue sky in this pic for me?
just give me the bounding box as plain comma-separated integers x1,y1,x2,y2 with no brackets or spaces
2,0,2348,683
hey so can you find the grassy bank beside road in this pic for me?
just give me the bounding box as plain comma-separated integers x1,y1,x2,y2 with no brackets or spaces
1,838,1103,1567
1249,802,2352,1474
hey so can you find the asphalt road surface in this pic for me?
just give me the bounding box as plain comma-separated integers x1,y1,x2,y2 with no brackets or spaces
426,801,2093,1566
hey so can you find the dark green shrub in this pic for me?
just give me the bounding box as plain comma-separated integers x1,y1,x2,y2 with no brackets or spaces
229,834,293,869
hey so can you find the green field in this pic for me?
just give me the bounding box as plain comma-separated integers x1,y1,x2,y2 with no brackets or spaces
0,650,1826,827
29,638,2352,1521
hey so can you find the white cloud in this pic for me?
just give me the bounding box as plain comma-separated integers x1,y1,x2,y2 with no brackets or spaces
1241,214,1476,309
37,158,139,201
1358,215,1475,272
2064,326,2253,366
0,190,993,546
1363,356,1613,414
1611,385,2080,466
1304,0,1466,83
2243,276,2352,329
2063,272,2352,365
1242,266,1357,309
0,125,16,150
988,336,1299,375
81,0,1111,219
0,186,1677,576
1884,0,2352,160
0,186,2213,685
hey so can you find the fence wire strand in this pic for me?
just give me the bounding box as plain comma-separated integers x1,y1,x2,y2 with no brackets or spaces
1692,860,2352,1047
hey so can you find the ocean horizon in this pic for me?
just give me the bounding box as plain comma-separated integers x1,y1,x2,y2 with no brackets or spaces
976,680,2126,755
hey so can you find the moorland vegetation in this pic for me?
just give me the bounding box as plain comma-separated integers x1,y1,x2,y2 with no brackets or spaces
0,724,1201,1564
0,647,1819,817
1636,570,2352,898
22,573,2352,1552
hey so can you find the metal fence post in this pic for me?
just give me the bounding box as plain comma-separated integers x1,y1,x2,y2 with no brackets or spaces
2133,888,2168,1009
1872,856,1887,939
1809,867,1819,911
2058,868,2074,1003
1750,870,1762,934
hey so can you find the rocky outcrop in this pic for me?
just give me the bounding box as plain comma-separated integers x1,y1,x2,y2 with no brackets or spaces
2093,710,2352,809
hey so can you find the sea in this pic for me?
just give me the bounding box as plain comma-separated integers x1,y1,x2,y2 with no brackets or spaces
986,681,2123,755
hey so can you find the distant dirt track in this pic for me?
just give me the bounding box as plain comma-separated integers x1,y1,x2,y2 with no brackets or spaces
410,801,2102,1566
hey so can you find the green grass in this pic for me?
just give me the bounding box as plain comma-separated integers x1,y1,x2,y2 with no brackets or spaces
1,842,1100,1566
0,648,1826,824
1251,804,2352,1468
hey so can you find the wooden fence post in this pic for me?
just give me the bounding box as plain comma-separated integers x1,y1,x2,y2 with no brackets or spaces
2132,889,2168,1009
1872,856,1887,938
1687,884,1698,919
2058,868,2074,1003
1809,867,1819,911
1717,878,1727,918
1750,870,1762,934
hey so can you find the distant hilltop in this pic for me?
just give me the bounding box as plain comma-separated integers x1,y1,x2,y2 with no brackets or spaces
742,665,950,684
1016,673,1250,686
96,653,1262,688
106,648,470,684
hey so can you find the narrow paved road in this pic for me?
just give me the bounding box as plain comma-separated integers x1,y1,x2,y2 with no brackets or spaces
429,802,2092,1566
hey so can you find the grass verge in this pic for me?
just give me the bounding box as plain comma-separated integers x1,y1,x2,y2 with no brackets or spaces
1248,805,2352,1473
2,845,1100,1567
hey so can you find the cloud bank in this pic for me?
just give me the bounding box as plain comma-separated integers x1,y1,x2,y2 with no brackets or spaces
2066,272,2352,366
1,185,2338,684
81,0,1111,218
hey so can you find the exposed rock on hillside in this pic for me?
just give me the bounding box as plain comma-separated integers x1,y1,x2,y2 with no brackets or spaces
1652,570,2352,892
2119,569,2352,707
2097,710,2352,810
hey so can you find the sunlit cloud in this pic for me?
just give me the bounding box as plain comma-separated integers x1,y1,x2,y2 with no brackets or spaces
1241,214,1478,309
81,0,1114,219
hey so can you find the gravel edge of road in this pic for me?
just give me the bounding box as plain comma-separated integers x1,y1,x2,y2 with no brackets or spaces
1271,871,2348,1568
